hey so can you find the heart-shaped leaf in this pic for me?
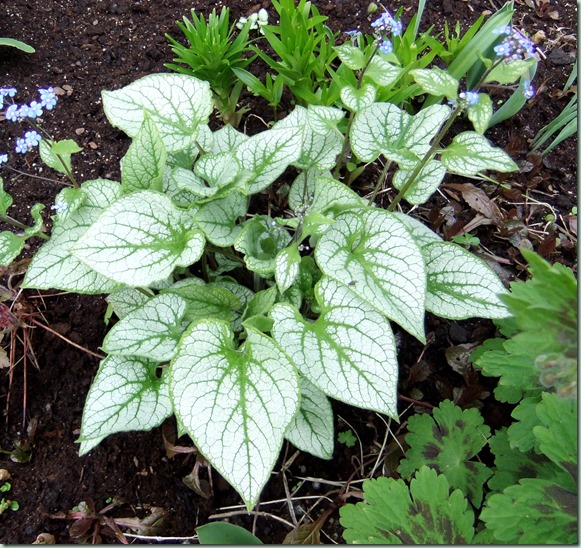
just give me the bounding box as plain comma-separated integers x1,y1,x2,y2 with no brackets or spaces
170,321,299,509
73,191,205,287
315,209,426,341
271,277,399,417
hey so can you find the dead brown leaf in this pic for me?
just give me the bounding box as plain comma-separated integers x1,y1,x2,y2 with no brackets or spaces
443,183,504,224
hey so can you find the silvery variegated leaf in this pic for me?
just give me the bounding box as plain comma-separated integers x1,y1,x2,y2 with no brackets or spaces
285,377,334,460
391,212,442,248
467,94,493,135
306,105,345,135
275,243,301,294
121,113,166,193
72,190,205,287
23,179,123,293
195,191,247,247
288,168,325,212
194,151,240,188
424,241,510,319
162,282,241,324
106,287,152,319
364,56,401,87
210,124,249,153
0,232,25,267
315,209,427,342
411,67,459,100
351,103,451,167
484,58,536,85
236,109,304,195
212,277,254,333
392,160,447,205
294,125,344,171
271,277,399,417
167,165,215,198
170,321,299,509
334,43,367,70
102,293,187,361
102,73,213,153
162,166,204,207
341,84,377,113
78,355,172,455
441,132,518,175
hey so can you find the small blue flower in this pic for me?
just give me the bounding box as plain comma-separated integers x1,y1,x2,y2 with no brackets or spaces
17,105,30,119
379,39,393,55
0,154,8,165
5,104,20,122
0,87,17,98
15,138,29,154
492,25,511,35
24,130,42,147
459,91,480,106
371,10,403,37
27,100,43,119
523,80,535,99
51,201,69,215
39,87,57,110
493,26,536,62
494,41,511,57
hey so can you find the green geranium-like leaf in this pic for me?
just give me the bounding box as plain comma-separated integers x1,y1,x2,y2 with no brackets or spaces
392,160,446,205
275,243,301,294
423,241,510,320
235,111,303,195
271,277,398,417
78,355,172,455
334,43,367,70
467,93,493,134
351,103,451,167
481,478,577,544
121,113,166,193
315,209,426,342
488,428,575,494
23,179,123,293
235,216,291,277
340,466,475,544
441,131,518,175
285,377,334,460
397,400,492,506
533,392,577,478
0,232,25,266
340,84,377,113
102,293,187,361
102,73,213,153
411,67,459,100
72,190,205,287
170,321,299,510
195,191,247,247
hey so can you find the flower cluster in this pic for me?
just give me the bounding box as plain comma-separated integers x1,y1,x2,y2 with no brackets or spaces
371,10,403,55
459,91,480,106
493,26,536,61
4,86,58,122
1,86,58,162
236,8,268,34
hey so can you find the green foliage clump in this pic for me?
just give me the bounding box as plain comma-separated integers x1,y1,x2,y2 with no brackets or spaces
340,251,578,544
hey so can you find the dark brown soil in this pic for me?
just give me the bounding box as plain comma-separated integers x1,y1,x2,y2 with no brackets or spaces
0,0,577,544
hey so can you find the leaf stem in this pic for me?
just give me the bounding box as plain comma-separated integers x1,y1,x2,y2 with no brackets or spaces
387,106,462,212
368,160,392,206
0,214,49,240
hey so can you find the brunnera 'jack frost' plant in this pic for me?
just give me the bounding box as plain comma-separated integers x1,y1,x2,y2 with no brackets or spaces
8,52,522,507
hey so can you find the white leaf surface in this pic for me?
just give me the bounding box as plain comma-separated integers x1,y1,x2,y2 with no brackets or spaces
103,293,187,361
121,113,166,193
285,377,334,460
315,209,426,342
106,287,152,319
441,132,518,175
364,56,401,87
170,321,299,509
72,191,205,287
195,191,247,247
351,103,450,167
424,241,510,319
392,160,446,205
23,179,123,293
78,355,172,454
340,84,377,113
102,73,213,152
271,277,399,417
275,243,301,294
